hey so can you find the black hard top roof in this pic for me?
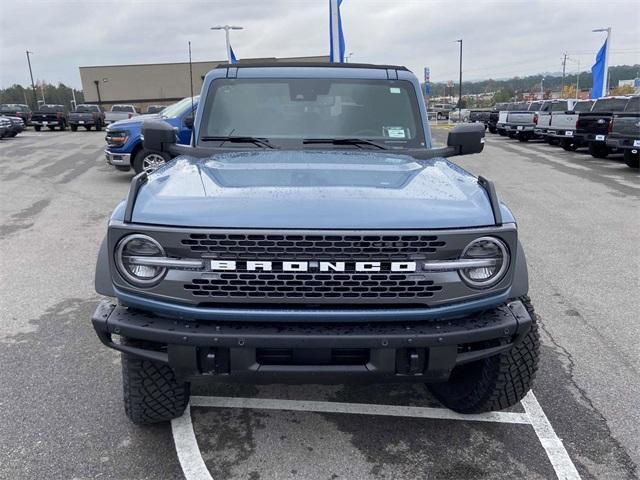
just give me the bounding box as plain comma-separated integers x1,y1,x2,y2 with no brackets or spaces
216,62,409,71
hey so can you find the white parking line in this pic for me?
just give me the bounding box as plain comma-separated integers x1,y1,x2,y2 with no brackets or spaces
171,406,214,480
173,391,581,480
189,395,531,424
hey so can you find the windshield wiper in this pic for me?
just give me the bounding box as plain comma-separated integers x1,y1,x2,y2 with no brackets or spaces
303,138,388,150
200,135,274,149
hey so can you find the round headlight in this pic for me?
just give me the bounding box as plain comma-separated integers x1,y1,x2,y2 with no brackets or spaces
459,236,509,288
115,234,166,286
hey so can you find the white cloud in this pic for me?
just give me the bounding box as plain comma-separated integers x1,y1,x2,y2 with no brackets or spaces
0,0,638,89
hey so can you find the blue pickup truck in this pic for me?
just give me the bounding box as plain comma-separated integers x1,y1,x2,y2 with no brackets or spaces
104,96,198,174
92,63,538,425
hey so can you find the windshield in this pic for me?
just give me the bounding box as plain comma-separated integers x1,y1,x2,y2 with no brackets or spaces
112,105,134,112
0,104,27,112
200,78,425,147
624,97,639,112
574,101,593,112
528,102,541,111
75,105,99,113
161,96,198,118
551,101,568,112
591,98,629,112
40,105,63,112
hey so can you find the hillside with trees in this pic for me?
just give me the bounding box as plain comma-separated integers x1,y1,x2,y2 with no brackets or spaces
0,83,84,110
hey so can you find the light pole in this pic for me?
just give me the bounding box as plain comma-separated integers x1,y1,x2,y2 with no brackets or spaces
540,77,545,99
210,25,243,63
345,52,354,63
93,80,103,109
455,39,462,116
592,27,611,96
25,50,38,109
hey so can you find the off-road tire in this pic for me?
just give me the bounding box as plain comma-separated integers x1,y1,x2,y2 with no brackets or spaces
70,125,78,132
428,296,539,413
624,149,639,169
85,125,92,131
517,133,530,142
121,338,190,425
589,143,608,159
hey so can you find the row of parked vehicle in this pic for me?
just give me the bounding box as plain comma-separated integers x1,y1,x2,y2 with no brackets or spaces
0,103,163,133
468,96,640,169
0,115,25,139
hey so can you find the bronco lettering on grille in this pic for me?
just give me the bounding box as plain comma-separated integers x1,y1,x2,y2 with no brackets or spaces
210,260,418,272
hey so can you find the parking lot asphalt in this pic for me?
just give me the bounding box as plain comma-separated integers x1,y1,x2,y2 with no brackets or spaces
0,129,638,479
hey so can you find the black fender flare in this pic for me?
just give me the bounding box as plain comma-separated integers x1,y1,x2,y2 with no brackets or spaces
95,236,115,297
511,239,529,298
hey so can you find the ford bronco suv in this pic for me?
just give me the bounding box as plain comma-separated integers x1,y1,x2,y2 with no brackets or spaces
92,63,538,424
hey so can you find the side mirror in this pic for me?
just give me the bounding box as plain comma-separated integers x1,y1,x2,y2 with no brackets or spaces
184,114,194,129
447,123,485,156
142,120,176,152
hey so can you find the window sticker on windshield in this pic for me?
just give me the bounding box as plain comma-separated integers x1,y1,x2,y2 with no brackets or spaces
389,87,401,94
383,126,406,138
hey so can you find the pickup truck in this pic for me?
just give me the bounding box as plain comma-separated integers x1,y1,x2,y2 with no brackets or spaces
606,96,640,168
0,115,25,137
69,104,105,131
429,103,454,120
504,101,553,141
0,103,31,125
104,96,197,174
91,62,539,425
534,99,580,140
105,105,139,124
468,109,491,129
545,100,594,150
31,105,68,131
0,116,10,138
574,96,630,158
488,104,508,134
496,103,520,136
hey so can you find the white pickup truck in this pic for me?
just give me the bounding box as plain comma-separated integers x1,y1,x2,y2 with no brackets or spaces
545,100,594,150
496,103,517,136
104,105,139,124
534,99,581,139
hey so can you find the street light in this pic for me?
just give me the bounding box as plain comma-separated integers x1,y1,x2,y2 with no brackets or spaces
25,50,38,109
592,27,612,96
211,25,244,63
455,39,462,116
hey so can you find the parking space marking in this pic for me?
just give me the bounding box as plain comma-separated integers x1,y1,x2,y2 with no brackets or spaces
173,392,582,480
522,392,582,480
189,395,531,424
171,406,214,480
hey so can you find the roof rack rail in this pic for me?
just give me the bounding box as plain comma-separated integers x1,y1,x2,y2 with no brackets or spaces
123,171,148,223
477,176,503,226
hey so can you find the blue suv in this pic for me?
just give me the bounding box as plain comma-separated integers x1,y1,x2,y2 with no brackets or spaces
104,96,198,174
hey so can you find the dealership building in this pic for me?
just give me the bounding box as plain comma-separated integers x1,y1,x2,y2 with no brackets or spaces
79,55,329,111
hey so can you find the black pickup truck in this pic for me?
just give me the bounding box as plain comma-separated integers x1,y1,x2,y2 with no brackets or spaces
574,96,630,158
0,103,31,125
606,96,640,168
31,104,68,131
468,109,492,130
69,104,105,131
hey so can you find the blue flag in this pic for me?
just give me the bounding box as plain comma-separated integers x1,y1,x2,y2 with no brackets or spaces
329,0,345,63
230,45,238,64
591,39,607,99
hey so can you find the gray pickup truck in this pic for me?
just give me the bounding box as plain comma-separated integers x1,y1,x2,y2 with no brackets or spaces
534,99,580,139
545,100,594,149
606,96,640,168
91,62,538,425
69,105,105,131
504,101,551,141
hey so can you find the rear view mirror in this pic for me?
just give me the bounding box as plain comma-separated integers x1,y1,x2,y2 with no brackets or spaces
142,120,176,152
447,123,485,156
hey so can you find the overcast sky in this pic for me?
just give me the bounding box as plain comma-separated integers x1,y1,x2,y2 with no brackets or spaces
1,0,639,89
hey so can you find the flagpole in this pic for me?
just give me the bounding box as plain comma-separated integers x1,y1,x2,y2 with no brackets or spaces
211,25,243,64
604,27,611,95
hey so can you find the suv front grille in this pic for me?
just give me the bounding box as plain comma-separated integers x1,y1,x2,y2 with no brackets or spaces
183,272,443,300
181,233,446,260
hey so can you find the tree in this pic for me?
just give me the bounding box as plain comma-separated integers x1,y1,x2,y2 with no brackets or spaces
562,85,577,98
610,84,635,96
0,82,84,110
493,87,515,103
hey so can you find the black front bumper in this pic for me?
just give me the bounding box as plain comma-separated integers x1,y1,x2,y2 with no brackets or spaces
92,299,532,383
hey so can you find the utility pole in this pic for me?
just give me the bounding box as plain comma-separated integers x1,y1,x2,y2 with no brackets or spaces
561,52,567,97
456,39,463,115
540,77,545,99
210,25,243,63
25,50,38,109
93,80,102,109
